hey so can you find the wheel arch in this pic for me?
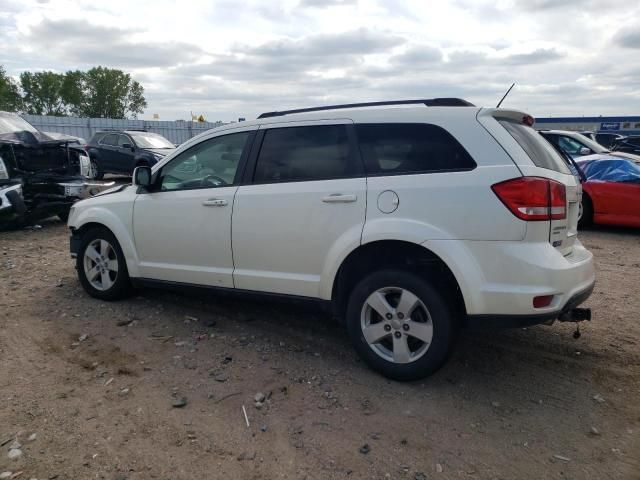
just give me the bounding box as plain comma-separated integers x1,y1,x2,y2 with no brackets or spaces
329,239,467,323
71,209,140,277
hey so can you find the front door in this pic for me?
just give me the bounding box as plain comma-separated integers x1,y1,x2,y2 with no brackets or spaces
232,121,366,298
133,130,254,287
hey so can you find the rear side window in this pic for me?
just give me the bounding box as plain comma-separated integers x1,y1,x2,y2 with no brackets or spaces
254,125,358,183
355,123,476,175
500,121,570,174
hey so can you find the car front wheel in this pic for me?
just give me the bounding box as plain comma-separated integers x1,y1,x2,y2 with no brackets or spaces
90,159,104,180
346,269,456,381
77,227,132,300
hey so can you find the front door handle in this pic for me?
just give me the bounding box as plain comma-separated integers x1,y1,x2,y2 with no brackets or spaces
202,198,228,207
322,194,357,203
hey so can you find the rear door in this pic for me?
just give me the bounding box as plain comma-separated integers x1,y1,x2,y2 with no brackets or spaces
231,120,366,298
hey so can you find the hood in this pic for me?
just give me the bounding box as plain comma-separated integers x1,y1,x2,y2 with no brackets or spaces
142,147,175,156
0,130,65,146
577,153,623,162
608,151,640,163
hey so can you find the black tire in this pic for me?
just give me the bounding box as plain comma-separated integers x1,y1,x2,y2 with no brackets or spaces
578,194,593,228
76,227,132,300
90,159,104,180
346,269,456,381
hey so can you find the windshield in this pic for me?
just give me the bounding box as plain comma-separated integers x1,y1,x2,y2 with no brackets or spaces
130,132,174,149
0,113,39,134
570,133,608,153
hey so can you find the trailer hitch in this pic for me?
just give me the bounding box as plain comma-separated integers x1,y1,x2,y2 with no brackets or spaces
557,307,592,339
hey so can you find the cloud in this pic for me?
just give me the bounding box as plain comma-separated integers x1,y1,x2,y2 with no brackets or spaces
22,19,204,68
500,48,564,65
614,25,640,49
298,0,357,7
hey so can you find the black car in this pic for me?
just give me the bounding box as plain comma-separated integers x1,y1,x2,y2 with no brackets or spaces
611,135,640,155
86,130,175,179
0,111,103,226
595,132,626,149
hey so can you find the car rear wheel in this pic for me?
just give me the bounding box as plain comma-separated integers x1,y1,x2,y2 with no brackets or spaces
77,227,132,300
346,269,456,381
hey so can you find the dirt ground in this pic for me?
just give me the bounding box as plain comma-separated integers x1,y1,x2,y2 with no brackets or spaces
0,220,639,480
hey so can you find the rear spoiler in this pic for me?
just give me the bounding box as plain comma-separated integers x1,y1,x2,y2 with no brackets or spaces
481,108,535,126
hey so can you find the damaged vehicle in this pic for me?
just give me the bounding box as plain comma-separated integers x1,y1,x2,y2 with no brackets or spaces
0,111,112,227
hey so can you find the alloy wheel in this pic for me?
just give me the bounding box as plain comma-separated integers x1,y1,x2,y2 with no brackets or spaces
83,239,118,291
360,286,434,364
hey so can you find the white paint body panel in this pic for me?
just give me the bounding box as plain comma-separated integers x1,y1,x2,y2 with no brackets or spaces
67,104,595,320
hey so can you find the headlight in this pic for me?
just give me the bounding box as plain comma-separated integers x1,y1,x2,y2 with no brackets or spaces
79,154,91,177
0,155,9,180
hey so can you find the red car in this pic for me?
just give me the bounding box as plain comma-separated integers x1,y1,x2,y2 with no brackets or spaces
576,156,640,228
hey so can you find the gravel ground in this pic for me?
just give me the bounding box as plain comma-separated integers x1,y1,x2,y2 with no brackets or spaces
0,220,639,479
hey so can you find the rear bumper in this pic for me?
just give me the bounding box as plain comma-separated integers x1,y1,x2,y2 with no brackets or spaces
465,280,594,329
425,237,595,319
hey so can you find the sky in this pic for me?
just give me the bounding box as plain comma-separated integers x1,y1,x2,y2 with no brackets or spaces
1,0,639,121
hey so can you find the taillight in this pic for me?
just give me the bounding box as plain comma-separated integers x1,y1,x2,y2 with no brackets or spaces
492,177,566,221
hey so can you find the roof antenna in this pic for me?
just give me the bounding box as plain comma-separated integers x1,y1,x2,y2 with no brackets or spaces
496,83,515,108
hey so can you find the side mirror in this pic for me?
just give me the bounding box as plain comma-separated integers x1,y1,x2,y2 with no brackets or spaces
133,165,152,188
579,147,591,156
121,142,133,150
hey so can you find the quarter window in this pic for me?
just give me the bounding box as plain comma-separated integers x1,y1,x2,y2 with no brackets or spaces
253,125,357,183
355,123,476,175
159,131,250,191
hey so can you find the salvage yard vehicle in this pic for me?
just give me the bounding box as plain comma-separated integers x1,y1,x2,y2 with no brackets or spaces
0,111,112,227
540,130,640,163
68,99,595,380
85,130,175,179
612,135,640,156
576,156,640,228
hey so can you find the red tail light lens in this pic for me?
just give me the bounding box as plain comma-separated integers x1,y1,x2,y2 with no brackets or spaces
492,177,566,221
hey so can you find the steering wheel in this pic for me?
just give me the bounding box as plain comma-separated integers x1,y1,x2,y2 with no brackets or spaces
202,174,227,187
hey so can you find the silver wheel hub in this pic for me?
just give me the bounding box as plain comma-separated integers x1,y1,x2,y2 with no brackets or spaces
360,286,434,364
83,239,118,291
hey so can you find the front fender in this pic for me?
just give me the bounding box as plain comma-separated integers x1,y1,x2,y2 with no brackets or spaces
70,205,140,277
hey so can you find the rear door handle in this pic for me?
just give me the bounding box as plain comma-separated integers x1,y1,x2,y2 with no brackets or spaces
202,198,228,207
322,194,357,203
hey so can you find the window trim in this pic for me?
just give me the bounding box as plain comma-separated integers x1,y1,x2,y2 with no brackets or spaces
353,122,477,177
146,130,256,193
244,123,364,186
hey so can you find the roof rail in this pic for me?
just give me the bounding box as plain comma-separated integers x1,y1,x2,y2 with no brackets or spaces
257,98,475,119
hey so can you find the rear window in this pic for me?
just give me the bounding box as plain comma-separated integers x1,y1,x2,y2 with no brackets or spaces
499,121,570,174
355,123,476,175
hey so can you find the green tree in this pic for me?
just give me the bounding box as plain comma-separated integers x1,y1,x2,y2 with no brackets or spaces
0,66,22,112
20,71,68,116
78,67,147,119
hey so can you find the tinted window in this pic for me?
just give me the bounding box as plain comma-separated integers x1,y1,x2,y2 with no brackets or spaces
160,131,250,191
355,123,476,175
500,121,570,174
254,125,356,183
101,134,118,146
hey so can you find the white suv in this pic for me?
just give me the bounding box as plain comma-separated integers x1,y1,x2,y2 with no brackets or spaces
68,99,595,380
